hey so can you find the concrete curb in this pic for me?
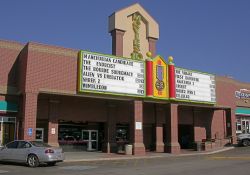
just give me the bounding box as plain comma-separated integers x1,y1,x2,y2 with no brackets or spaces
175,147,235,157
64,147,235,163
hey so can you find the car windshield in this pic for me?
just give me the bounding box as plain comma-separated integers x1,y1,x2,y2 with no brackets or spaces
30,141,51,147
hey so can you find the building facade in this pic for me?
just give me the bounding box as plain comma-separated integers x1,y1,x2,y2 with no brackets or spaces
0,4,248,155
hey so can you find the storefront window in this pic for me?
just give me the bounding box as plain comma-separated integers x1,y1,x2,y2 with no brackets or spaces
35,128,44,141
58,125,82,141
246,121,250,133
58,122,103,152
236,116,250,134
82,131,89,140
116,123,129,153
242,121,246,133
236,119,242,134
0,116,16,145
116,124,129,142
58,124,87,151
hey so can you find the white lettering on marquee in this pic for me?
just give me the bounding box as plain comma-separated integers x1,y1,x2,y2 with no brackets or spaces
79,51,145,96
175,68,216,103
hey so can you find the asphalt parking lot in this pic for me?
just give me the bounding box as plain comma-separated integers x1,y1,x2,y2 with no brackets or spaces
0,146,250,175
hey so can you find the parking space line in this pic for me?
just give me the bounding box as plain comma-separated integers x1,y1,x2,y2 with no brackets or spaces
208,156,250,160
0,170,8,174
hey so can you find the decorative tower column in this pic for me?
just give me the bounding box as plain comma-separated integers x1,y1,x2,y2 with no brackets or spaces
146,52,153,97
111,29,125,57
168,56,176,99
148,37,157,57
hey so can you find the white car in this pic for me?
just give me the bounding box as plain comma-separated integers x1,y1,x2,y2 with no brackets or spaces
0,140,64,167
237,133,250,147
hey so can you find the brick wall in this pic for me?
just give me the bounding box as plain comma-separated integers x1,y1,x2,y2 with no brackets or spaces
24,42,78,93
216,76,250,108
178,106,193,125
17,44,28,93
216,76,237,108
212,110,226,139
38,96,106,122
143,103,155,124
0,40,23,89
215,76,248,141
37,95,134,123
0,40,23,121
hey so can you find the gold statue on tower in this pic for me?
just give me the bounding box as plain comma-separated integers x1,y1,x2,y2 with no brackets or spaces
131,13,143,60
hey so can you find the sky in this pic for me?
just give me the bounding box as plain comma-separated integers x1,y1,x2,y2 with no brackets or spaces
0,0,250,83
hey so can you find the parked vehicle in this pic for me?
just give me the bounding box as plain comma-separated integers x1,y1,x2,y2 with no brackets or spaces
0,140,64,167
237,133,250,147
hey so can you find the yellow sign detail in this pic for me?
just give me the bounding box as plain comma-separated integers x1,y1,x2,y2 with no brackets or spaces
152,56,169,98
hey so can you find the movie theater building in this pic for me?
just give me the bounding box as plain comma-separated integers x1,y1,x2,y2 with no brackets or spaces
0,3,246,155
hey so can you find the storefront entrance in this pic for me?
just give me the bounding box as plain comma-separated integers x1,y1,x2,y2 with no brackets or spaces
241,119,250,134
236,116,250,134
178,124,194,149
82,130,98,151
58,122,104,152
0,117,16,145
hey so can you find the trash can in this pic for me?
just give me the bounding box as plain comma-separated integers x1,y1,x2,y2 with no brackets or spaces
125,144,133,155
195,141,202,151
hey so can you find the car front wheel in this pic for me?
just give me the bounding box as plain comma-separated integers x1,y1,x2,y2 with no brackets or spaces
27,154,39,167
242,139,250,147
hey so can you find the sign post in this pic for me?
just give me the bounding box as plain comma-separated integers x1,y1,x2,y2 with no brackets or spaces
28,128,33,136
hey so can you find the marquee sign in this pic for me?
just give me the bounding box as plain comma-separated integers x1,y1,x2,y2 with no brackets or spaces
78,51,145,96
175,67,216,103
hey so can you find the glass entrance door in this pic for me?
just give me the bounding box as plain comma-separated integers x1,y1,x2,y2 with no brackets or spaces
2,123,15,145
82,130,98,151
0,117,16,146
242,120,250,134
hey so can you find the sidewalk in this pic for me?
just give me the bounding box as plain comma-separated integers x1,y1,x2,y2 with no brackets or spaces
64,146,235,162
